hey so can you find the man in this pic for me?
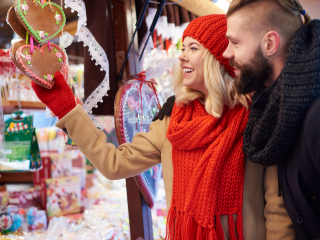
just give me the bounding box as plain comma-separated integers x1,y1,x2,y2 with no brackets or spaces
223,0,320,239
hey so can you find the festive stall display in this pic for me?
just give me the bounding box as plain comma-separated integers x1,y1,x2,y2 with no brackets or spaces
41,176,81,218
0,0,191,238
50,152,73,178
0,172,168,240
26,207,47,231
0,187,45,235
6,0,80,153
3,113,42,171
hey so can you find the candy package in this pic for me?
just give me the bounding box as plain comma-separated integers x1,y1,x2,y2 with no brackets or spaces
2,113,41,171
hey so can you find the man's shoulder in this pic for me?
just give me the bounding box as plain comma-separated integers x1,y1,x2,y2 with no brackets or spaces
301,94,320,167
304,94,320,127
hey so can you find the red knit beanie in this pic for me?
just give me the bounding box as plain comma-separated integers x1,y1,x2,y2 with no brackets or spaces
182,14,235,78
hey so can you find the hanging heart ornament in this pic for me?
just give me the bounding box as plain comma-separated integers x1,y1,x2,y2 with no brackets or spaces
14,0,66,44
15,43,66,89
114,80,162,208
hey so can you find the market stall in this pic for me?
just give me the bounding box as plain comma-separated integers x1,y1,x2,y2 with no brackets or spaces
5,0,318,239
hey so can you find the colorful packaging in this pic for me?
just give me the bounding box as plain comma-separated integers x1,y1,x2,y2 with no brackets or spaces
27,208,47,231
42,176,81,218
3,114,41,171
50,152,72,178
0,192,9,211
33,155,51,194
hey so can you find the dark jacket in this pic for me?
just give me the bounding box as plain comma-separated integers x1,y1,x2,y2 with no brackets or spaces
278,95,320,240
247,20,320,240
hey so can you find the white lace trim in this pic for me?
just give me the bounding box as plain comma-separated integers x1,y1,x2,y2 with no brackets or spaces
64,0,110,114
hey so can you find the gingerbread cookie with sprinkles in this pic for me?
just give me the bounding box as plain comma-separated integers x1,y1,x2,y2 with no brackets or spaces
15,43,66,89
14,0,66,44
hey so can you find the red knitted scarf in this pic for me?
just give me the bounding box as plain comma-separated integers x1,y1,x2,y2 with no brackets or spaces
166,100,249,240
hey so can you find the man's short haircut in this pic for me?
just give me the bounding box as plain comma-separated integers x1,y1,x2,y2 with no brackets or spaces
226,0,312,44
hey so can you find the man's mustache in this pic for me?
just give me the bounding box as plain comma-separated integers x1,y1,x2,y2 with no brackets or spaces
229,59,242,69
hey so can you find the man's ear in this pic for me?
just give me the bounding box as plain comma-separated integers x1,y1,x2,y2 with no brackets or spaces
262,31,280,57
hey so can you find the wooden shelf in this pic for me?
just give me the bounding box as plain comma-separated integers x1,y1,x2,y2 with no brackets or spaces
2,100,46,114
0,171,33,184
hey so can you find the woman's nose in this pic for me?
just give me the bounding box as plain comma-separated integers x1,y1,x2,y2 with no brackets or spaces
178,52,188,62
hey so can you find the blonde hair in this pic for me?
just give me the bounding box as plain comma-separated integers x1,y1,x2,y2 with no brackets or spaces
172,50,249,118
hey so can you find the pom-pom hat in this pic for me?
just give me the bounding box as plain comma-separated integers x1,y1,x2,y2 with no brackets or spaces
182,14,235,78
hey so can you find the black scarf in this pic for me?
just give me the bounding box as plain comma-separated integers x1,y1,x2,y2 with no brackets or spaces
243,20,320,166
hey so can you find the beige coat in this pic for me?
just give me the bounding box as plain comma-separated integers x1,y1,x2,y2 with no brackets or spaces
56,105,296,240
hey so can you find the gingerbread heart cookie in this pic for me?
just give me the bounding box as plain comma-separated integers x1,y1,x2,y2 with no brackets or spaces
10,40,25,73
15,43,66,89
7,5,27,41
14,0,66,44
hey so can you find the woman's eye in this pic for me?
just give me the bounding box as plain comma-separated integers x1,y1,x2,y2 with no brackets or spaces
191,47,197,51
181,48,185,52
232,41,237,45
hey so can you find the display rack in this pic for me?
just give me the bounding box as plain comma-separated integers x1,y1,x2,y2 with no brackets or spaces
0,171,33,184
2,100,46,114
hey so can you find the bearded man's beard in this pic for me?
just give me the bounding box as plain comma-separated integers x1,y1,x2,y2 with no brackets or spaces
230,46,274,95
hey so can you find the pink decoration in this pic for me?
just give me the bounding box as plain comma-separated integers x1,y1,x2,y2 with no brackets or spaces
48,41,51,51
47,74,53,81
55,52,62,58
127,96,140,112
25,55,32,61
55,14,61,21
20,4,29,11
39,31,45,39
30,36,33,54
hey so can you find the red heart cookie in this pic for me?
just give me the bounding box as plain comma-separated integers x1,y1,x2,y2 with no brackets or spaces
15,43,66,89
14,0,66,44
6,5,27,41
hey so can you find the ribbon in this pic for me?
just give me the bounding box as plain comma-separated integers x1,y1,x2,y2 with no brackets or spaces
134,71,161,128
48,0,52,9
26,31,29,45
30,36,34,54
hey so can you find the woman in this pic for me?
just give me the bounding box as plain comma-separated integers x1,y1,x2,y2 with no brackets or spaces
32,14,265,240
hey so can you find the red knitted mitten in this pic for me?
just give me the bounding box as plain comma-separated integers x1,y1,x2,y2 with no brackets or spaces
31,71,76,119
